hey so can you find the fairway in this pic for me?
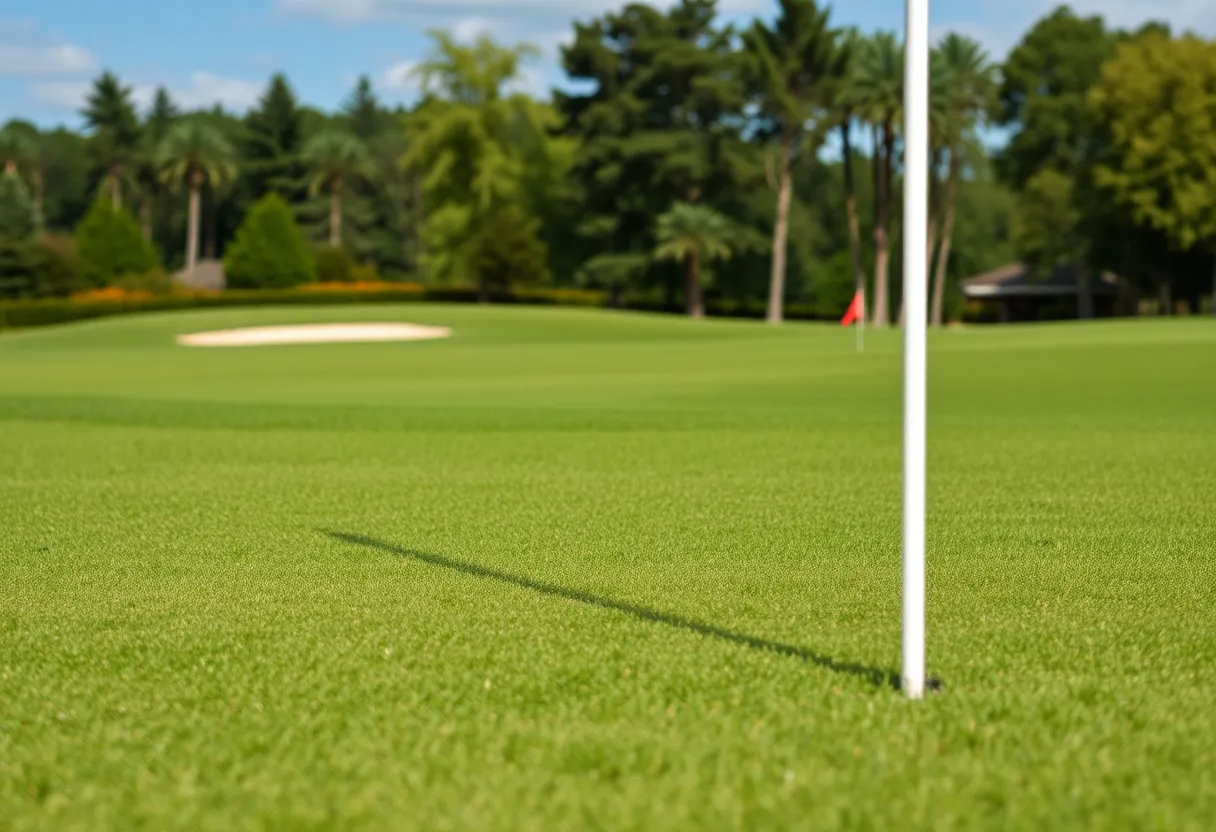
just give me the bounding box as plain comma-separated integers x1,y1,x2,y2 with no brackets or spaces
1,305,1213,829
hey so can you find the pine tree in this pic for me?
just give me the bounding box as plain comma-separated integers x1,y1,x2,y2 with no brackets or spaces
243,74,307,206
81,72,141,209
0,171,36,239
558,0,749,308
342,75,387,141
0,121,45,232
134,86,181,243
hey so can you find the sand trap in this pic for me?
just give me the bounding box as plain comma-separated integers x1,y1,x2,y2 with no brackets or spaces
177,322,451,347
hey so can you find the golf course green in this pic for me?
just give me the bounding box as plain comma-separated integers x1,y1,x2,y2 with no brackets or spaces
1,305,1213,829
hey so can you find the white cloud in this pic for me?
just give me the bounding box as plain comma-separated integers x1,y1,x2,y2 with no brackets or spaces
285,0,1216,111
275,1,663,25
452,16,493,43
0,21,98,77
380,59,419,94
379,55,549,101
506,65,551,99
274,0,770,64
169,72,263,111
933,0,1216,60
27,80,90,109
30,72,263,115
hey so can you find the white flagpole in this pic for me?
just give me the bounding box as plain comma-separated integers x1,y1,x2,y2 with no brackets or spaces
902,0,930,699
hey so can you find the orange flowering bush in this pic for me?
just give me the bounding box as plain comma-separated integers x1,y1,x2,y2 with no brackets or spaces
295,281,423,293
68,286,154,302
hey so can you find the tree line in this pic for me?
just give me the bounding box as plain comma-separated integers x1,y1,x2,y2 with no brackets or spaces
1,1,1214,320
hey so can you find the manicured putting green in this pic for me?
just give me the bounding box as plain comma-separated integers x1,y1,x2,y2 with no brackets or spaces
1,305,1213,829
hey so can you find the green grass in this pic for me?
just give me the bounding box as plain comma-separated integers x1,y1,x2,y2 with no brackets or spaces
1,305,1213,830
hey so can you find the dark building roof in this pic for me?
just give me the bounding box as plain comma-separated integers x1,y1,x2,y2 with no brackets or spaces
960,263,1124,298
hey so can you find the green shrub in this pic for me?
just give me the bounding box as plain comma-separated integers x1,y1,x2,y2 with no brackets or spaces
39,236,86,297
224,193,317,289
0,235,86,300
0,173,35,239
73,199,157,287
465,205,550,300
0,238,43,298
315,245,354,283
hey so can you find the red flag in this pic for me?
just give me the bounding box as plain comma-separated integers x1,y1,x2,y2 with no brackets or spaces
841,291,864,326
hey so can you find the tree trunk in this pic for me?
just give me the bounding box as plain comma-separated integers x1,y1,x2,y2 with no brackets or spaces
685,251,704,318
204,186,217,259
1210,252,1216,316
185,172,201,277
841,122,866,304
931,150,960,327
140,193,152,242
1077,266,1094,319
871,122,892,328
766,131,795,325
410,176,424,277
109,167,121,209
330,175,342,247
1158,279,1172,316
32,173,44,234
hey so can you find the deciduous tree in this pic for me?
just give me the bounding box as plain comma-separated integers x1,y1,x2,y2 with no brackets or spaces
402,31,554,287
1090,33,1216,314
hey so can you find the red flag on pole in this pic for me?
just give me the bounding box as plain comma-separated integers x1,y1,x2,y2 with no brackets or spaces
841,290,864,326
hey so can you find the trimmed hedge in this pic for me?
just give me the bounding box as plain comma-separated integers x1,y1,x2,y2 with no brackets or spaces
0,285,610,331
0,282,874,333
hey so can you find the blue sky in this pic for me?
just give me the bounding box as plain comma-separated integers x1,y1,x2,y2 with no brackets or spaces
2,0,1213,129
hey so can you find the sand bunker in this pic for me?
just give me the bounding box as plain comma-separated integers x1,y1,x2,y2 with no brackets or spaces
177,322,452,347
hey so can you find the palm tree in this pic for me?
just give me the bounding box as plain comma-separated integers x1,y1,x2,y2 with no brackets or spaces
157,120,237,276
849,33,902,328
930,34,996,326
134,87,181,243
742,0,846,325
830,29,868,315
82,72,142,210
654,201,734,318
302,129,373,247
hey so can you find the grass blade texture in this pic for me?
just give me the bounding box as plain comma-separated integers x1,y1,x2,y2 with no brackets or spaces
1,305,1213,830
